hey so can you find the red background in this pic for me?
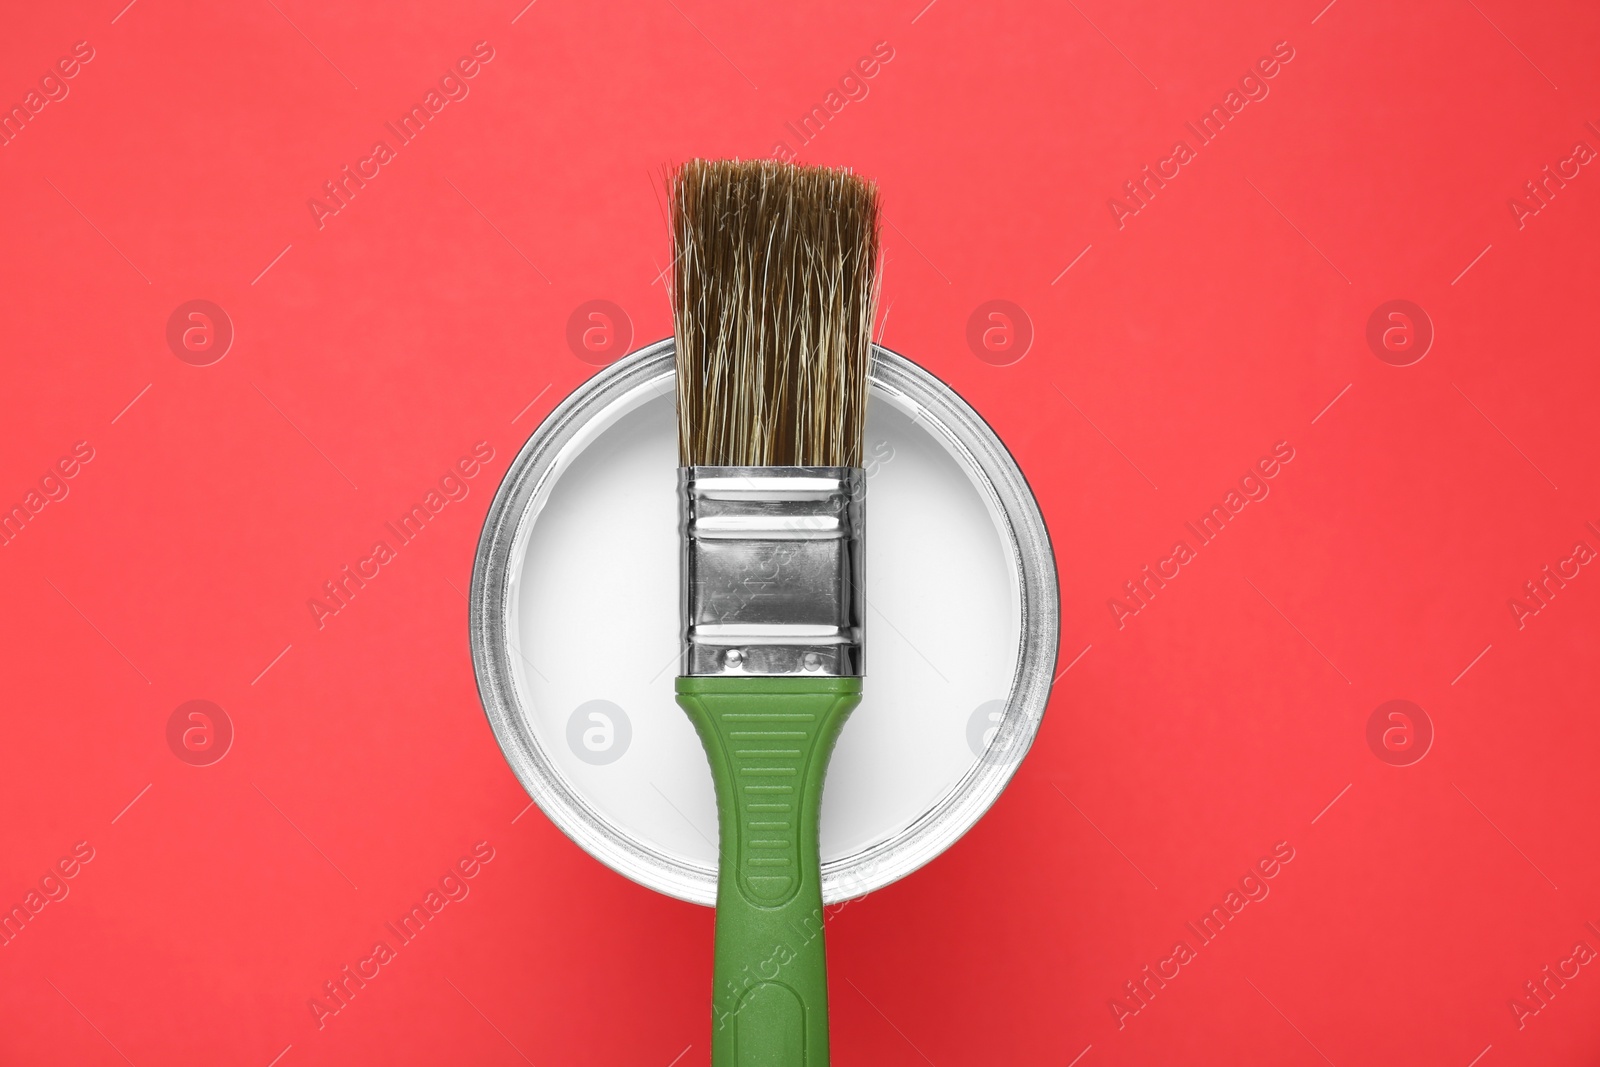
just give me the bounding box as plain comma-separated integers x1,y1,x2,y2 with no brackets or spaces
3,0,1599,1064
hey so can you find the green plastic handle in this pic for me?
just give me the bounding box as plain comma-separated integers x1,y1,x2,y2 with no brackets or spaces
677,675,862,1067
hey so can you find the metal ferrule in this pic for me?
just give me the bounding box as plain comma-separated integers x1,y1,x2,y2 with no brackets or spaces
680,466,864,678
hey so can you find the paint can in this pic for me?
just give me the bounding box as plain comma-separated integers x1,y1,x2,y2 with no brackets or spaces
470,340,1058,904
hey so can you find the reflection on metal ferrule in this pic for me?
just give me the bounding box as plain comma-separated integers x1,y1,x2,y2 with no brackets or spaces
680,466,864,677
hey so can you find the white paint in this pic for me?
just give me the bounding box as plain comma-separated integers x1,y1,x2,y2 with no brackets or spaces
511,386,1019,875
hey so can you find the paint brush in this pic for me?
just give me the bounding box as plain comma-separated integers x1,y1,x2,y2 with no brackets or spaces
672,158,880,1067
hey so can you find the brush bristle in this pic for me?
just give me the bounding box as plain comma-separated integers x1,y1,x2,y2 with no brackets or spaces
671,159,880,467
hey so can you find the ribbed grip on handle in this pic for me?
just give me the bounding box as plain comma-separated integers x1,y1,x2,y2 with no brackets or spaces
677,676,862,1067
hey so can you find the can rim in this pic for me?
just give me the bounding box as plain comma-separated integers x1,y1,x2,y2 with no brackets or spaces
469,339,1060,905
